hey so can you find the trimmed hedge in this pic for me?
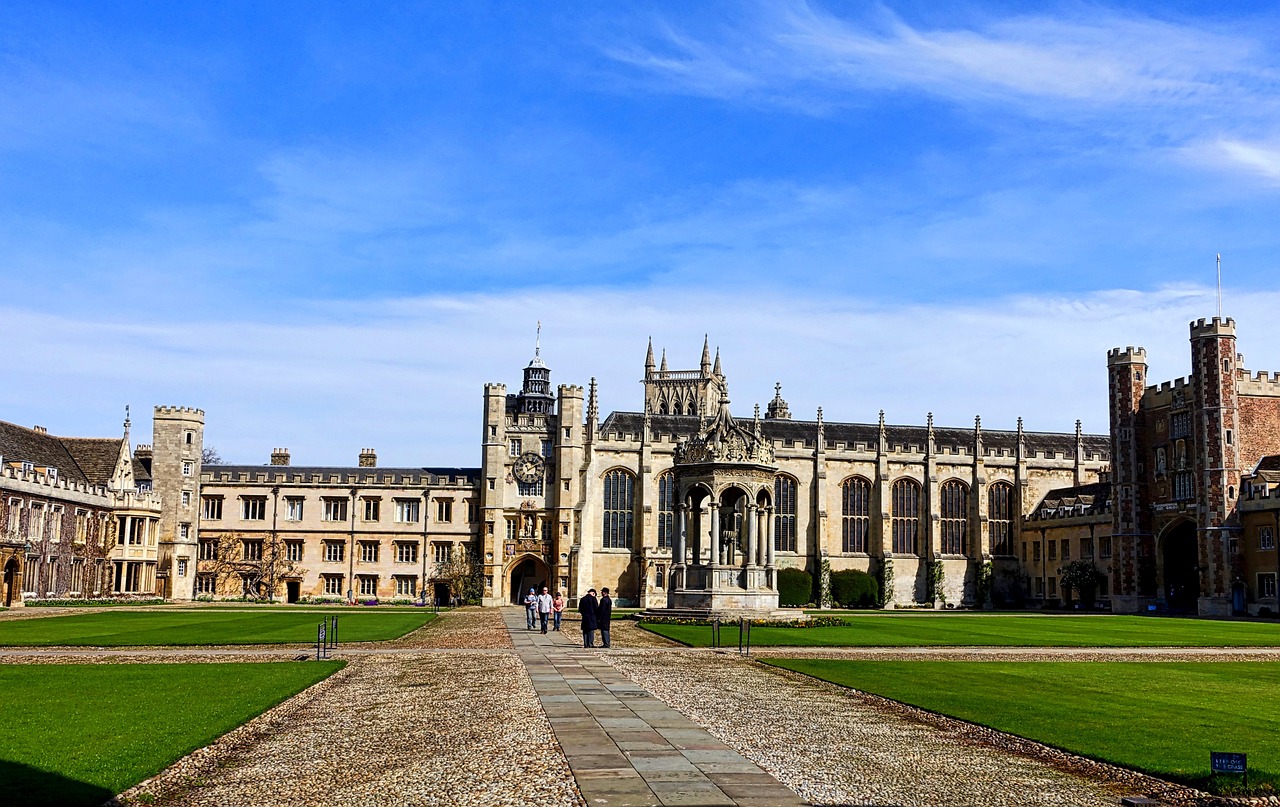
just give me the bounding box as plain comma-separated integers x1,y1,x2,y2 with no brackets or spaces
830,569,879,608
778,567,813,607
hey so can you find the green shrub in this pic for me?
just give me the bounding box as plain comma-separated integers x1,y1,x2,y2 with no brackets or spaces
830,569,879,608
777,567,813,607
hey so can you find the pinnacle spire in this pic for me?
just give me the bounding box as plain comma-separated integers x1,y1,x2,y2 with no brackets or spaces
700,334,711,373
645,337,655,372
712,347,722,377
659,349,668,373
535,320,541,358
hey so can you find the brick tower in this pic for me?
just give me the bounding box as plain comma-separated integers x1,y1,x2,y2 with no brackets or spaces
1190,317,1242,615
1107,346,1152,611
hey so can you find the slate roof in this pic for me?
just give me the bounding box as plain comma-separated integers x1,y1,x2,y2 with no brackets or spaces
0,420,87,482
59,437,125,487
599,412,1110,458
1028,481,1112,519
1255,455,1280,473
204,465,480,486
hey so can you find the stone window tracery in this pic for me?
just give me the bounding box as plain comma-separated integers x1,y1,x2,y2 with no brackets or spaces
939,480,968,555
890,478,921,555
657,472,675,549
774,475,797,553
988,482,1014,556
602,469,635,550
841,477,870,553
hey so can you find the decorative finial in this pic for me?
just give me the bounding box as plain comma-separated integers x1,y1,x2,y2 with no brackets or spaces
754,403,761,420
535,321,541,357
878,409,886,429
1016,416,1023,434
712,347,722,377
645,337,655,371
775,382,782,395
1075,418,1082,436
975,415,983,433
124,404,131,428
659,348,668,373
816,406,824,425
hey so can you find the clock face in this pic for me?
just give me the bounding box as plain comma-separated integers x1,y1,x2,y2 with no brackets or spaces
513,452,544,483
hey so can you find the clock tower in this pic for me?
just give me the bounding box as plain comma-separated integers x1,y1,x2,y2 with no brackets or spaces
479,327,585,605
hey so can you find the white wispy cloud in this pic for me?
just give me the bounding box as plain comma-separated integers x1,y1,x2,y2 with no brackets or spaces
606,3,1267,111
2,284,1271,468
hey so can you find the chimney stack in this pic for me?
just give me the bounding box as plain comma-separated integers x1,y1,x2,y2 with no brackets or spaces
359,448,377,468
33,425,47,435
270,448,290,466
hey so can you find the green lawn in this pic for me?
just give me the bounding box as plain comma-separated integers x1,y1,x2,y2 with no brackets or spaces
0,661,343,806
642,613,1280,647
0,610,436,646
766,659,1280,793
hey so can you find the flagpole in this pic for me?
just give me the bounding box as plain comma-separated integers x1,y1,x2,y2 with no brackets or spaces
1216,253,1222,319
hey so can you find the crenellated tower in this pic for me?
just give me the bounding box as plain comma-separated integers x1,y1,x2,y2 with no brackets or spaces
1190,316,1242,614
1107,346,1150,606
151,405,204,600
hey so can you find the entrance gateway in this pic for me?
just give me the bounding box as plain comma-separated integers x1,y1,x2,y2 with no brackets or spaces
643,393,795,620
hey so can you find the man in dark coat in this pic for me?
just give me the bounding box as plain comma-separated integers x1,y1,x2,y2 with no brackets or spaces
578,588,599,647
598,587,613,648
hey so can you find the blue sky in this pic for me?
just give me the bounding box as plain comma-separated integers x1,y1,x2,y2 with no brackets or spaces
4,1,1280,465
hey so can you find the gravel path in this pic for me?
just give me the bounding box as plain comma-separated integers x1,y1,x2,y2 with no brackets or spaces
118,652,580,807
604,649,1197,807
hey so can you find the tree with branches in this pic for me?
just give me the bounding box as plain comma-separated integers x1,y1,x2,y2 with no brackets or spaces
200,531,303,600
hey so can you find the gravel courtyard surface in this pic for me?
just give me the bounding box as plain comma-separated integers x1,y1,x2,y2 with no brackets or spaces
119,652,582,807
604,649,1199,807
381,607,514,650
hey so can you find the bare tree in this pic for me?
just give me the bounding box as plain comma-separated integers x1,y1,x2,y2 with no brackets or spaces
202,446,225,466
201,532,303,600
434,548,484,605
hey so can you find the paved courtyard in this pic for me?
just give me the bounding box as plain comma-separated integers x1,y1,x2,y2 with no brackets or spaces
2,606,1232,806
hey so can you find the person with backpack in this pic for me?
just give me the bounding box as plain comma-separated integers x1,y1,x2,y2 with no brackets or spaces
578,588,599,647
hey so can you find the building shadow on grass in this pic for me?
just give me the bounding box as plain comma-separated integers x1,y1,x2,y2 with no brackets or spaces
0,759,114,807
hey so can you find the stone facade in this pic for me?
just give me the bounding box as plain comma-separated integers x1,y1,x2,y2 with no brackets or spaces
480,339,1110,608
195,455,478,602
0,416,163,605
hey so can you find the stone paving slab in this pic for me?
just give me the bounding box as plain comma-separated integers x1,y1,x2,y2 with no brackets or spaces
503,608,807,807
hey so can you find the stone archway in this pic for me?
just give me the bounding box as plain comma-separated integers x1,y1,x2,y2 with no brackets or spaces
2,557,17,607
1160,520,1200,611
508,555,550,604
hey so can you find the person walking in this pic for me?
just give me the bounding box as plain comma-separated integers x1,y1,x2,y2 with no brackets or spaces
524,587,537,630
537,586,553,634
579,588,599,648
551,591,565,631
598,587,614,648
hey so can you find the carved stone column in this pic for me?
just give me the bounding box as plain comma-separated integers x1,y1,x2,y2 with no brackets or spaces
746,505,758,568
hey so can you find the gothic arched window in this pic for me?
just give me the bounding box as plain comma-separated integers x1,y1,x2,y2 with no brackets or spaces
939,480,968,555
686,401,696,416
774,475,798,552
841,477,870,553
989,481,1014,556
890,478,921,555
657,472,675,549
602,469,635,549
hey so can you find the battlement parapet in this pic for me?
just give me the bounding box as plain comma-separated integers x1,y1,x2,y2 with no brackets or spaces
484,383,507,392
1107,346,1148,365
1190,316,1236,336
1,464,110,500
1238,369,1280,398
153,406,205,421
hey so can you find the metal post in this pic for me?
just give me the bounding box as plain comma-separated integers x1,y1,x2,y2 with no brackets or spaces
744,619,751,658
738,617,744,654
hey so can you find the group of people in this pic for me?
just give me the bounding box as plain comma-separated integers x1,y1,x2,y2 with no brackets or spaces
523,586,566,633
522,585,613,648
